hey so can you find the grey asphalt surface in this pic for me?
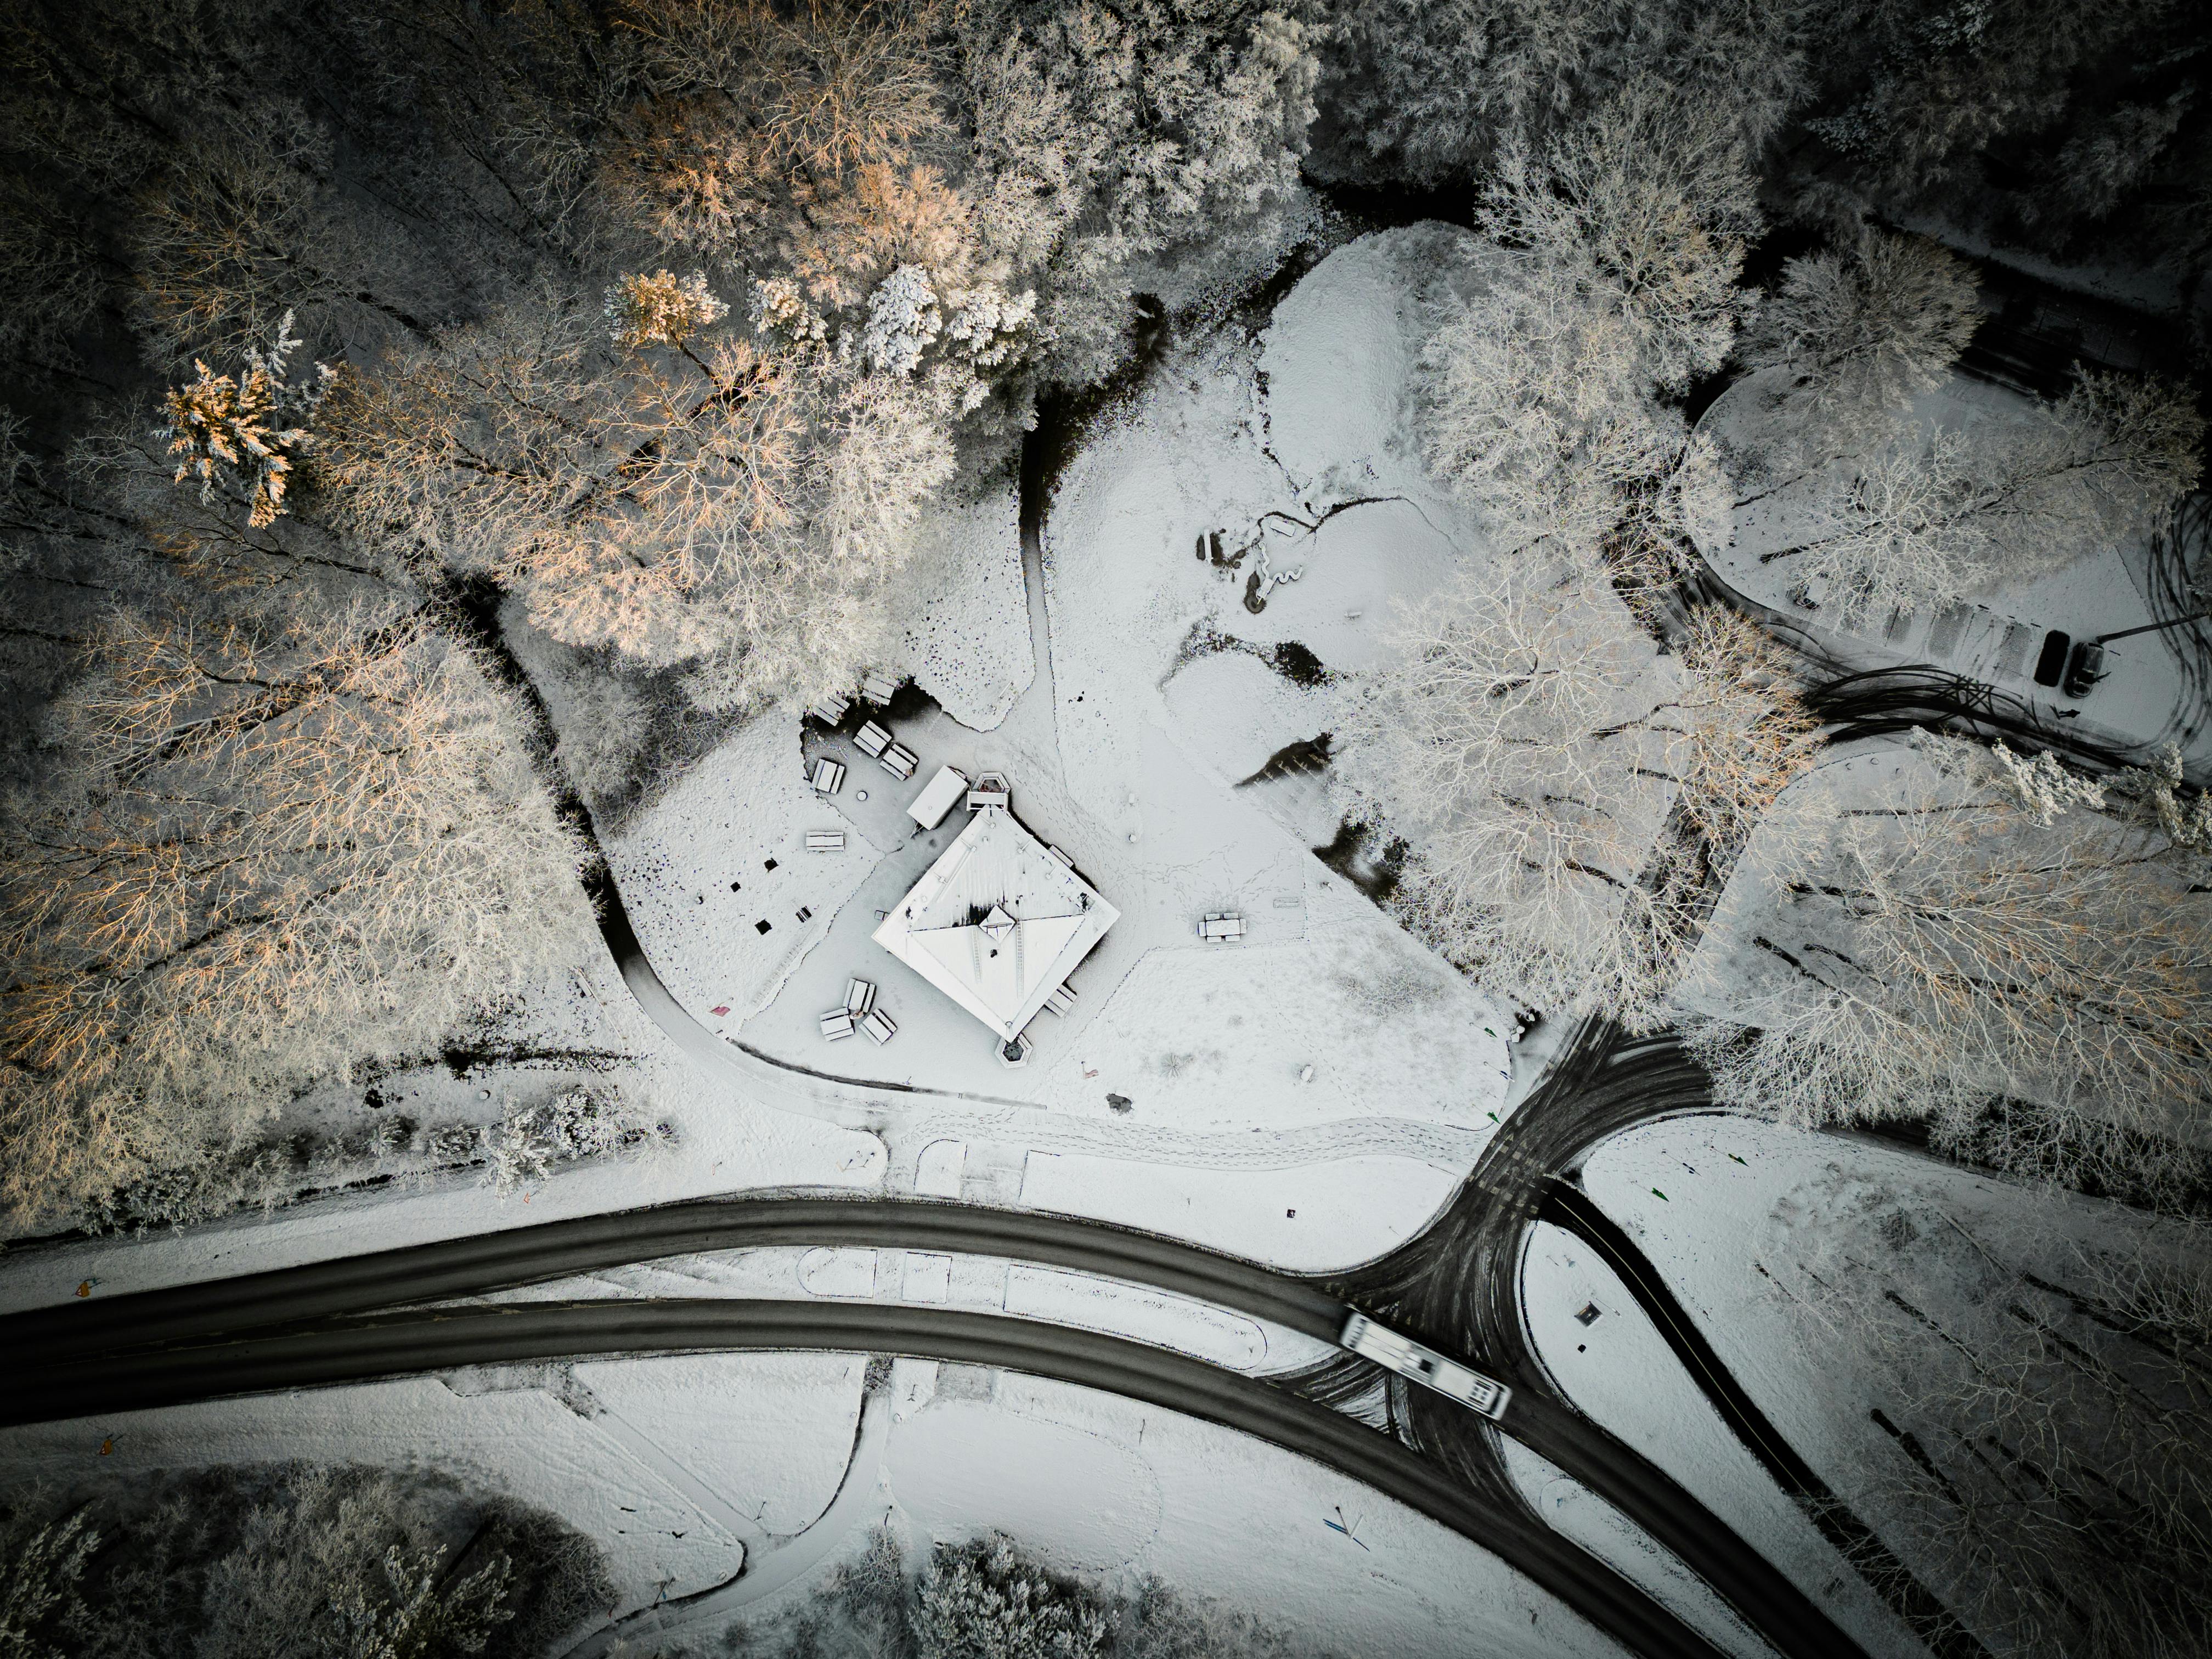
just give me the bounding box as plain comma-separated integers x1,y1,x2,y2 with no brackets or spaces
7,1295,1733,1659
7,1190,1877,1659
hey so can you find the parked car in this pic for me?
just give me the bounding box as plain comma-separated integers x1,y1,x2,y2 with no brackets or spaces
2063,640,2108,698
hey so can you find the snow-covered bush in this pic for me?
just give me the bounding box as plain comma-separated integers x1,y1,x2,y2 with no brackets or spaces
915,1534,1114,1659
483,1087,655,1195
0,1512,96,1659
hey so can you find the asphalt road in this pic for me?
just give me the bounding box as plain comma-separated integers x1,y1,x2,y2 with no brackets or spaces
1325,1020,1978,1659
9,1295,1734,1659
6,1188,1875,1659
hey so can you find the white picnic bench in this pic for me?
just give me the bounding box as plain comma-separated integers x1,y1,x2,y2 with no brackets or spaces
1198,912,1246,943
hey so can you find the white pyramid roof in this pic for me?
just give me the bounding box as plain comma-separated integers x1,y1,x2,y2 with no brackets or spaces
871,806,1118,1040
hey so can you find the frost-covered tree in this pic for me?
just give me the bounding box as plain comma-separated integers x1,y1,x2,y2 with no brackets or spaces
914,1534,1113,1659
1737,229,1980,465
0,602,592,1224
0,1513,95,1659
957,0,1321,384
1336,561,1705,1024
157,311,334,528
1685,733,2212,1182
1417,264,1727,572
1481,80,1763,391
319,286,951,712
1764,371,2207,624
3,1464,608,1659
604,270,729,351
1317,0,1804,189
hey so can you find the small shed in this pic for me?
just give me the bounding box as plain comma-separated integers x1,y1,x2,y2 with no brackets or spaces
907,764,970,830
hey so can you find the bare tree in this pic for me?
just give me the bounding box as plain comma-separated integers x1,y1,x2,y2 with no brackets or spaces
1671,605,1824,860
1416,258,1733,590
0,601,591,1223
1333,563,1807,1024
1686,733,2212,1174
1480,78,1763,392
1737,228,1982,467
1762,371,2207,624
1788,1201,2212,1659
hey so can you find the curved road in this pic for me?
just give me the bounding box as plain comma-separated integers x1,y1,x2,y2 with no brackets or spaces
7,1189,1871,1659
9,1296,1730,1659
1323,1021,1978,1659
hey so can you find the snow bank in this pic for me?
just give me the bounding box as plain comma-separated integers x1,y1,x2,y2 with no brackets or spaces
1002,1266,1268,1370
1259,223,1488,494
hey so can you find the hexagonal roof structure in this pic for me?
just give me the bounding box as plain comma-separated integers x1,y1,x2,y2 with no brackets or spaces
870,805,1116,1041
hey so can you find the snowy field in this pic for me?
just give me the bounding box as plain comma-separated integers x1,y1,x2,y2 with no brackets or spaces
1521,1222,1921,1659
1573,1113,2165,1646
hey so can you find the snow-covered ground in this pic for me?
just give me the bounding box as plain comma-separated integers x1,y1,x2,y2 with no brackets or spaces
2,219,1784,1659
888,483,1033,731
1572,1113,2162,1652
1696,368,2208,766
591,224,1521,1282
1522,1221,1921,1659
